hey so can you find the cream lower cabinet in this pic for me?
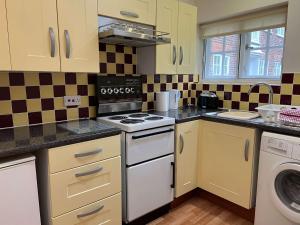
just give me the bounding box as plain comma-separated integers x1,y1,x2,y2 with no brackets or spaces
0,0,11,70
175,121,199,198
37,135,122,225
197,121,258,209
98,0,156,26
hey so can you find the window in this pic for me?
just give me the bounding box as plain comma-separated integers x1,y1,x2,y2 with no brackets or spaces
203,27,285,81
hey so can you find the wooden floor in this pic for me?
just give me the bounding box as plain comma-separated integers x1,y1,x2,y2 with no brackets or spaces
147,196,253,225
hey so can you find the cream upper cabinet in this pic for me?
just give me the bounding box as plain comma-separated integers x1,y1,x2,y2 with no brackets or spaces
98,0,156,26
198,121,258,209
156,0,178,74
6,0,60,71
57,0,99,73
177,2,197,74
175,121,199,198
0,0,11,70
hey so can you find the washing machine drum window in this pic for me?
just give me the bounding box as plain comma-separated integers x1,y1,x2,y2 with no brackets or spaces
275,170,300,213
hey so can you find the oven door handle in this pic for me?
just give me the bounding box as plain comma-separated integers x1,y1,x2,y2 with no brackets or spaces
131,129,174,140
171,162,175,188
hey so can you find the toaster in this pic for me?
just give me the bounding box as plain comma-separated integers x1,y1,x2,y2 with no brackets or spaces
197,91,219,109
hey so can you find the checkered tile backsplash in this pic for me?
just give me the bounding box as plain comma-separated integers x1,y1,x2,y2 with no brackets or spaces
1,42,300,129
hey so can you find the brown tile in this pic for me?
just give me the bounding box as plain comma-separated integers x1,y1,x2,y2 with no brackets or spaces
116,64,124,74
240,93,249,102
217,85,224,91
271,85,281,94
39,73,53,85
183,83,188,90
293,84,300,95
41,98,54,111
26,86,40,99
65,73,77,84
55,109,67,121
28,112,42,125
0,115,13,128
53,85,66,97
133,65,137,74
218,100,224,108
88,74,97,84
125,54,132,64
259,94,269,103
166,75,172,83
224,92,232,100
89,96,97,107
0,87,10,100
280,95,292,105
189,74,194,82
147,84,154,92
183,98,188,106
107,52,116,63
191,98,196,105
172,83,178,89
141,75,147,83
154,75,160,83
203,84,209,90
132,47,136,54
160,83,166,91
249,103,258,111
99,43,106,51
12,100,27,113
281,73,294,84
9,72,25,86
116,45,124,53
77,85,88,96
191,83,196,90
231,101,240,109
178,75,183,82
79,107,89,118
232,85,241,92
147,101,154,110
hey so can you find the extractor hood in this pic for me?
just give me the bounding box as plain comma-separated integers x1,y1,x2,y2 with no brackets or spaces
98,16,171,47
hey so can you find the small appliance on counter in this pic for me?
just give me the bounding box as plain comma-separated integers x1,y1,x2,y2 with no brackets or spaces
169,89,180,110
155,91,170,111
198,91,219,109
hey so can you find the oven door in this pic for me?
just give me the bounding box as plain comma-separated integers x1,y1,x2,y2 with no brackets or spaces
125,125,174,165
126,154,174,222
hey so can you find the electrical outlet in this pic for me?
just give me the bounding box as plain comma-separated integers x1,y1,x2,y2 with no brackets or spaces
64,96,81,107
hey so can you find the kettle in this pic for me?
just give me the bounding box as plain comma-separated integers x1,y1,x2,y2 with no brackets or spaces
169,89,180,110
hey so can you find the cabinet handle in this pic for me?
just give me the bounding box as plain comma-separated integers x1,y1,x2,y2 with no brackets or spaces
49,27,55,57
179,134,184,154
179,46,183,65
77,205,104,218
75,166,103,178
64,30,71,59
74,149,102,158
172,45,176,65
244,139,250,161
170,162,175,188
120,10,139,18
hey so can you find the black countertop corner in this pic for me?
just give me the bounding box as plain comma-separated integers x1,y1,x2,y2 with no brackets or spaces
0,120,121,159
149,106,300,137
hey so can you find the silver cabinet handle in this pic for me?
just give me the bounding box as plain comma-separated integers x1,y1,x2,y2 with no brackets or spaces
64,30,71,59
75,166,103,178
120,10,139,18
74,149,102,158
179,134,184,154
77,205,104,218
179,46,183,65
49,27,55,57
172,45,176,65
244,139,250,161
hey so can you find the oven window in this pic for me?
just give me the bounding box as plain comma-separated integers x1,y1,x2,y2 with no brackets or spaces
275,169,300,213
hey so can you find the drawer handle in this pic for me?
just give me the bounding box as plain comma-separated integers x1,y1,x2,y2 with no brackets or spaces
74,149,102,158
75,166,103,178
120,10,139,18
77,205,104,218
244,139,249,162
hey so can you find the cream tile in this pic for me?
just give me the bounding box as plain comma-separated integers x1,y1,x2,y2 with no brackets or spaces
27,99,42,112
40,86,54,98
10,86,26,100
42,111,56,123
0,72,9,86
0,100,12,115
13,113,29,127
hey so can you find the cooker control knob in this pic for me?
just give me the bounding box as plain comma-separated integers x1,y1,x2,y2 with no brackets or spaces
107,88,113,95
100,88,107,94
114,88,119,94
119,88,124,94
125,88,131,94
130,88,135,94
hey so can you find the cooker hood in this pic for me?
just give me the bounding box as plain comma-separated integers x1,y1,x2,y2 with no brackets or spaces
98,16,171,47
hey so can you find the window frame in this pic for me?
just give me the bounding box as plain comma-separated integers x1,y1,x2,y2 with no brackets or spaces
202,27,285,84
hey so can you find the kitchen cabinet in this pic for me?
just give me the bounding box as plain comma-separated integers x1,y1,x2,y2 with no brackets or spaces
198,121,258,209
175,121,199,198
0,0,11,70
5,0,99,73
98,0,156,26
138,1,197,74
57,0,99,73
37,135,122,225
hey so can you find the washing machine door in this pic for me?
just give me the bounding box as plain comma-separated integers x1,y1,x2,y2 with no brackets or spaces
271,162,300,224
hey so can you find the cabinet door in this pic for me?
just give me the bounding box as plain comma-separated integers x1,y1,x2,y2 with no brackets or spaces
156,0,178,74
98,0,156,26
198,121,257,209
0,0,11,70
57,0,99,73
175,121,199,197
6,0,60,71
177,2,197,74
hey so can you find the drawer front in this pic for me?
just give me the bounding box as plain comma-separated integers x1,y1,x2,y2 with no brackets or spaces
50,156,121,217
52,193,121,225
49,135,120,173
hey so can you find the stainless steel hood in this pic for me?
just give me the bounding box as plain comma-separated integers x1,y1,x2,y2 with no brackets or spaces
98,16,171,47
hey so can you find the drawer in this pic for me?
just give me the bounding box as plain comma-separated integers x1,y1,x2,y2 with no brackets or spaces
52,193,121,225
50,156,121,217
49,135,120,173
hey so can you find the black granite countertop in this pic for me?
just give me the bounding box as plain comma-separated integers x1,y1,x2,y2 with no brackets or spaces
149,106,300,137
0,120,121,159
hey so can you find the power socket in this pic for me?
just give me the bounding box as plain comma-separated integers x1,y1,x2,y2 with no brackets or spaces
64,96,81,107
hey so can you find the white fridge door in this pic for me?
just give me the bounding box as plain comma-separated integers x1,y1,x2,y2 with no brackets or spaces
126,154,174,222
0,156,41,225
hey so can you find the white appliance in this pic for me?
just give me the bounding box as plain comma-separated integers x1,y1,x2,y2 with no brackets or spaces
169,89,180,110
155,92,170,111
0,156,41,225
255,132,300,225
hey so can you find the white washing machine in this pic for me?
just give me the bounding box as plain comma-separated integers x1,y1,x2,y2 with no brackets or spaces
255,132,300,225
